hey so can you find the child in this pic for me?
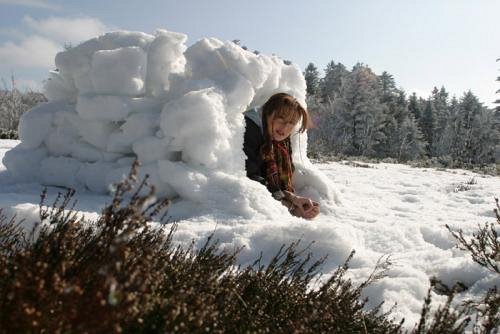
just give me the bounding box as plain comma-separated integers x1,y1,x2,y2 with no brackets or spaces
243,93,320,219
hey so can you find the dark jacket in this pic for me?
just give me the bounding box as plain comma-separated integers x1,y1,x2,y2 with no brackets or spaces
243,108,266,185
243,108,296,200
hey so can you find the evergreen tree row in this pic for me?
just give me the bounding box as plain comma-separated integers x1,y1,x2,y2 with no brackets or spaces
305,61,499,165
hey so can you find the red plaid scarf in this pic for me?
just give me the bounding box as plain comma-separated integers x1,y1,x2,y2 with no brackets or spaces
264,139,294,193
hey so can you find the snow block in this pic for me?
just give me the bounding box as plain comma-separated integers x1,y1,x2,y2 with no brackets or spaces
91,46,147,96
145,29,187,96
2,145,48,181
18,101,73,150
40,156,82,189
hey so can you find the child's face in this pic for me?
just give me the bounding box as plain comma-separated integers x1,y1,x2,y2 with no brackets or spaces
268,116,297,142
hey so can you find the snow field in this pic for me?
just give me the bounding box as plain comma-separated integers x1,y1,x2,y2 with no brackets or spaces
1,139,498,327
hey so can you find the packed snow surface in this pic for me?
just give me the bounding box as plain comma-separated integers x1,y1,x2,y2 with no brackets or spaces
1,140,499,326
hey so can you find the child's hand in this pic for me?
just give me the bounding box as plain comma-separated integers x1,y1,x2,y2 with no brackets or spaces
291,196,320,219
303,201,320,219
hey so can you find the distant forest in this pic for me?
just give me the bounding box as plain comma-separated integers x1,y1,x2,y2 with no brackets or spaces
304,61,499,166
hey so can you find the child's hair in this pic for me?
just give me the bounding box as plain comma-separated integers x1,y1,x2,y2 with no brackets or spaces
261,93,311,161
261,93,311,134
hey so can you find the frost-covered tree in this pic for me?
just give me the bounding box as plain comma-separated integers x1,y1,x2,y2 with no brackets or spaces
319,61,348,103
431,86,451,156
0,77,46,132
307,97,337,155
420,99,435,154
450,91,496,164
375,72,421,159
378,71,398,104
396,112,426,161
303,63,320,97
331,64,386,156
408,93,422,121
380,90,425,160
375,72,399,157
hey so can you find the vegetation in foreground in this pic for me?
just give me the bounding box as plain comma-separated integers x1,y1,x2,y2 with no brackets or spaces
0,162,400,333
0,162,498,333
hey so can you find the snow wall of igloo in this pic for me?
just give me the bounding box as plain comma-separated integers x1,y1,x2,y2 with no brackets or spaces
3,29,338,218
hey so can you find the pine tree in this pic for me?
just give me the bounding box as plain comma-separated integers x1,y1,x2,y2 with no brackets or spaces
375,72,397,157
376,71,417,158
408,93,422,121
421,99,435,155
454,91,488,164
306,97,337,155
438,96,460,161
332,64,386,156
319,61,348,103
303,63,320,97
378,71,398,104
377,89,426,161
431,86,450,156
397,111,426,161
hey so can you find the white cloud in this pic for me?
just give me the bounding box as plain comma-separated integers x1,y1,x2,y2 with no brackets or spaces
23,15,109,44
0,35,60,68
0,0,60,10
0,15,111,72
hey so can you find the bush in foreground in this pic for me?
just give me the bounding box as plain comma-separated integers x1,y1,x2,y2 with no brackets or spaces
0,162,402,333
0,161,495,333
446,198,500,332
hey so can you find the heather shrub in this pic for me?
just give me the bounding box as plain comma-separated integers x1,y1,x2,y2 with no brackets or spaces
0,161,403,333
445,198,500,332
0,161,497,333
412,281,471,334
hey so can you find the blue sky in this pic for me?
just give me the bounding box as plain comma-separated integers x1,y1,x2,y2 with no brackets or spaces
0,0,498,107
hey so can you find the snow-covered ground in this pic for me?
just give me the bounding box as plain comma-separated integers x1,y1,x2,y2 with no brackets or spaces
1,139,498,326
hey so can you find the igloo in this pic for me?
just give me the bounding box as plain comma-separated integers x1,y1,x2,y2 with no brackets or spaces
3,29,337,219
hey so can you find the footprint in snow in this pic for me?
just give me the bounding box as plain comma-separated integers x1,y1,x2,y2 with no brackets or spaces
401,195,420,203
390,206,411,213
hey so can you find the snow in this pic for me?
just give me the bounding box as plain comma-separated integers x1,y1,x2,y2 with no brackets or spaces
1,139,499,327
0,28,498,327
4,29,332,215
91,46,147,96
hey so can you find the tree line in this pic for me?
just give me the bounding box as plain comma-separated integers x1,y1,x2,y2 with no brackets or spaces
305,61,499,165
